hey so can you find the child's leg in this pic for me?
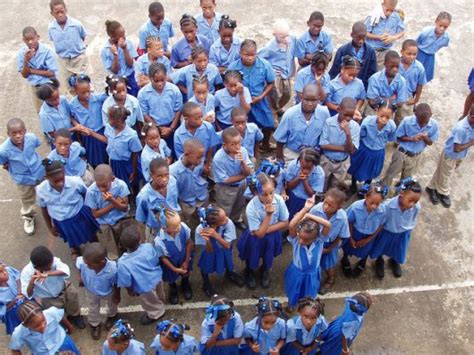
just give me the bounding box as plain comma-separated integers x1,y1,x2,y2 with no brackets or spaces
427,151,460,196
279,79,292,112
97,225,119,260
331,160,350,188
138,289,165,320
168,282,179,304
382,149,405,187
400,154,421,180
319,155,334,191
215,184,238,219
16,184,36,219
81,167,95,187
229,184,247,223
63,281,81,317
85,290,102,328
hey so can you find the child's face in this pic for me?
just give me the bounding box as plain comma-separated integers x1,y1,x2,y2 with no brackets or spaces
46,90,61,107
341,66,359,84
185,107,204,129
193,82,209,103
232,114,247,135
301,92,319,114
26,313,47,333
84,256,106,273
299,229,317,245
323,195,341,216
240,46,257,67
107,336,129,353
219,27,234,47
401,45,418,65
399,191,421,210
351,29,366,49
223,135,241,155
55,136,72,157
300,305,319,330
164,214,182,237
194,52,209,72
200,0,216,18
435,18,450,35
151,166,170,188
146,128,161,149
338,106,355,122
113,82,127,102
108,116,125,130
225,77,242,96
259,182,275,206
216,312,231,326
384,58,400,78
151,71,167,92
149,11,165,28
75,82,91,102
23,33,40,50
0,265,9,283
149,41,164,59
184,147,205,167
160,335,179,351
34,260,53,273
47,170,65,192
7,124,26,146
311,62,327,77
415,110,431,127
307,19,324,37
274,30,290,45
261,314,278,331
182,24,198,43
382,0,396,17
377,107,393,126
111,26,126,43
299,159,314,176
96,175,114,193
51,4,67,24
365,192,384,213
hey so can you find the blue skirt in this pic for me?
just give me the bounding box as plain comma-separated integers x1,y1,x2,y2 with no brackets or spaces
348,142,385,182
127,72,139,97
416,50,435,82
162,256,194,283
201,344,239,355
2,302,21,335
58,334,80,354
237,229,282,270
285,262,321,307
342,228,376,259
320,241,341,271
286,190,307,220
83,127,108,168
370,229,412,264
249,98,274,129
198,246,234,275
54,206,99,248
110,159,135,189
281,342,318,355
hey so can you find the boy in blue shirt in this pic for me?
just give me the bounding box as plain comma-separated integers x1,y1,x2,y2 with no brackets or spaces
138,2,174,57
196,0,222,43
231,107,264,162
0,118,44,235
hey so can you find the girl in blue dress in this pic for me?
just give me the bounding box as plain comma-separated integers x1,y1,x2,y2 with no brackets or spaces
151,320,198,354
209,15,240,73
370,177,422,278
319,292,372,355
237,173,289,290
103,319,145,355
0,263,23,335
341,182,388,278
200,295,244,355
188,75,216,124
141,123,173,182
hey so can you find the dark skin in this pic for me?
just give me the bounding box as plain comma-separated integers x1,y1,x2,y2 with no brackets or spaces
223,77,251,113
182,145,206,176
455,110,474,151
41,170,65,238
232,114,260,160
368,57,403,109
240,46,274,104
150,166,170,200
245,314,285,354
401,45,423,105
145,127,173,165
298,19,332,66
50,4,68,26
0,264,23,310
289,306,324,354
183,106,213,172
365,0,404,45
286,159,318,198
295,63,327,102
351,28,366,50
200,209,232,253
221,135,252,184
149,10,171,58
398,190,421,211
319,105,357,154
108,26,134,74
81,256,121,305
21,33,56,79
349,192,384,249
217,27,235,72
175,24,199,68
398,108,434,146
204,311,242,348
90,174,129,220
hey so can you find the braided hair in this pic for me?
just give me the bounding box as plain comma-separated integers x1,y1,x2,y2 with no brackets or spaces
297,296,325,315
157,319,190,343
17,300,42,325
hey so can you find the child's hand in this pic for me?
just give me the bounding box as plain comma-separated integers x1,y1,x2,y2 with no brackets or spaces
128,171,136,184
110,45,119,56
354,109,362,122
203,163,211,177
251,95,262,104
281,191,289,201
299,172,308,181
340,120,350,135
180,259,189,272
235,150,243,161
159,126,172,138
118,37,126,49
175,267,188,275
33,270,48,283
407,98,417,106
236,82,244,94
204,111,216,123
250,343,260,353
304,195,315,209
102,191,113,201
25,48,35,61
269,348,279,355
265,203,275,215
349,238,357,248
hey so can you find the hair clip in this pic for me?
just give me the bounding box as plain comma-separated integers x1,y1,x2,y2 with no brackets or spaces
221,14,230,20
111,319,134,339
258,159,281,177
347,297,368,315
198,207,208,228
205,303,231,320
42,158,66,167
396,177,417,193
156,320,184,340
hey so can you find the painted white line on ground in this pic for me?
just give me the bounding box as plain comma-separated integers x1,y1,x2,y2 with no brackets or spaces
0,199,14,203
81,280,474,315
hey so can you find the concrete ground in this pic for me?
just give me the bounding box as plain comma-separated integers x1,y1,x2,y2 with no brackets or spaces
0,0,473,354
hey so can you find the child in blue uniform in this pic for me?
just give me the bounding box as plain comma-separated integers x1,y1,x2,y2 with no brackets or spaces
0,118,45,235
209,15,240,73
341,183,387,278
138,1,174,57
370,178,422,278
36,160,99,257
294,53,330,103
285,199,331,309
141,123,172,182
416,12,451,82
283,297,327,355
155,209,194,304
296,11,334,67
196,0,222,43
135,36,172,88
188,76,216,123
228,39,276,150
103,319,146,355
172,14,211,69
101,20,139,96
319,292,372,354
240,298,286,355
231,107,263,162
0,263,22,335
200,295,244,355
238,173,289,289
151,320,198,354
10,301,80,355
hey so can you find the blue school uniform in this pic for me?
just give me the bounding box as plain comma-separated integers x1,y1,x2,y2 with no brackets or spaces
138,18,175,52
283,315,328,355
310,202,350,270
195,219,236,275
0,133,44,186
39,96,72,140
209,38,241,70
10,307,79,355
17,43,59,86
37,176,98,248
238,123,264,158
85,178,130,225
171,35,211,68
48,17,86,58
443,116,474,160
48,141,87,178
327,75,366,114
364,11,405,50
212,147,254,184
296,30,334,60
196,12,222,44
294,66,330,102
200,312,244,355
117,243,162,294
134,53,172,82
0,266,21,335
320,115,361,162
258,37,297,79
241,317,286,355
76,257,117,296
70,93,108,166
171,63,223,98
155,223,192,282
141,142,172,182
189,93,216,115
135,178,181,230
214,87,252,127
284,236,325,307
101,39,138,78
348,115,396,181
399,60,427,96
103,338,146,355
237,194,289,270
273,102,330,152
102,94,144,128
151,334,198,355
397,115,439,154
367,69,408,105
174,121,219,158
170,158,208,206
20,257,69,299
370,196,420,264
416,26,450,82
228,57,276,128
343,199,386,259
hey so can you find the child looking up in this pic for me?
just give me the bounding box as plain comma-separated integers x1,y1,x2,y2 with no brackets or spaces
141,123,172,182
196,0,222,43
209,15,240,73
138,1,174,57
135,36,171,88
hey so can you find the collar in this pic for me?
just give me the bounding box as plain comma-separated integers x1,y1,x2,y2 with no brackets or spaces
408,116,433,129
304,30,321,43
46,176,72,193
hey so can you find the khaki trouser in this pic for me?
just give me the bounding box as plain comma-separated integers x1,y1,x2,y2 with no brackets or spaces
97,218,132,260
16,183,38,219
215,182,247,222
82,168,95,187
395,103,415,126
428,151,463,196
283,147,300,165
375,49,389,71
138,283,165,319
269,75,292,124
40,281,81,316
86,290,118,327
57,54,89,95
320,154,350,191
30,85,43,113
179,200,208,237
382,148,421,187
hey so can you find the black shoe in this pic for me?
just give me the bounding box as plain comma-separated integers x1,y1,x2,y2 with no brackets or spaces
389,258,402,278
68,315,86,329
245,268,257,290
234,221,247,230
261,269,271,289
341,258,353,278
104,314,119,330
352,260,366,278
202,282,217,298
226,271,245,287
90,325,101,340
168,283,179,305
181,278,193,300
425,187,440,205
140,313,163,325
438,194,451,208
375,257,385,279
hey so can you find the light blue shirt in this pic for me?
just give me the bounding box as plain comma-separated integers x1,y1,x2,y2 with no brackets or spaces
444,117,474,160
367,70,408,105
284,160,325,199
209,37,241,69
101,39,138,77
320,115,361,161
10,307,66,354
36,176,86,221
141,142,172,182
171,35,211,68
138,82,183,126
399,60,427,94
117,243,162,294
259,37,297,79
416,26,450,54
189,93,216,115
104,124,142,161
238,122,264,158
134,53,172,82
243,317,287,354
327,75,366,105
20,257,70,298
170,63,223,97
76,257,117,296
214,86,252,126
346,199,386,235
17,43,59,86
359,115,397,151
138,18,175,51
397,115,439,154
383,196,421,233
151,334,198,354
246,194,289,231
170,158,208,205
154,223,191,257
103,339,145,355
296,30,334,58
102,94,144,128
48,17,86,58
85,178,130,225
310,202,350,243
273,103,330,151
294,66,330,97
365,12,405,49
195,219,236,246
228,57,275,96
39,96,72,136
174,121,219,158
212,147,254,184
196,12,222,43
286,315,328,345
200,312,244,343
0,133,44,185
70,93,107,131
287,236,324,270
0,267,20,317
48,141,86,177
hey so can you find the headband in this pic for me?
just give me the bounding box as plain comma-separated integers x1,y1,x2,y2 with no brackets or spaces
346,297,368,315
111,319,134,339
205,303,231,320
396,177,419,193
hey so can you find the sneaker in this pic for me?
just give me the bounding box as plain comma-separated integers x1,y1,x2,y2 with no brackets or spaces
425,187,440,205
168,283,179,305
438,194,451,208
202,282,217,298
245,268,257,290
341,258,353,278
389,258,403,278
68,315,86,329
23,217,35,236
104,314,119,330
375,257,385,279
226,271,245,287
90,325,101,340
261,269,271,289
352,260,366,278
181,278,193,300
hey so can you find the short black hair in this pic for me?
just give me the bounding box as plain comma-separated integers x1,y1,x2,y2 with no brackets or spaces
149,157,169,175
82,243,107,263
120,225,141,250
308,11,324,22
22,26,37,37
402,39,417,50
36,79,60,101
182,101,201,118
30,246,54,268
148,1,164,14
222,127,240,143
55,128,72,140
384,50,400,63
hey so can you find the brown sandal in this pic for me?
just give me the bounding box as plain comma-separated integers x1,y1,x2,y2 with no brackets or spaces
319,277,335,295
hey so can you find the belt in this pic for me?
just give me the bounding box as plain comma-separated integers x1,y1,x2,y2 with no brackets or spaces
219,182,241,187
327,156,348,164
375,48,388,52
398,147,421,157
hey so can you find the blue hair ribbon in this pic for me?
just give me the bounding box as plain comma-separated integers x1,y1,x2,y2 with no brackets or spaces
111,319,134,339
205,304,231,320
396,177,417,193
156,320,184,339
346,297,368,315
